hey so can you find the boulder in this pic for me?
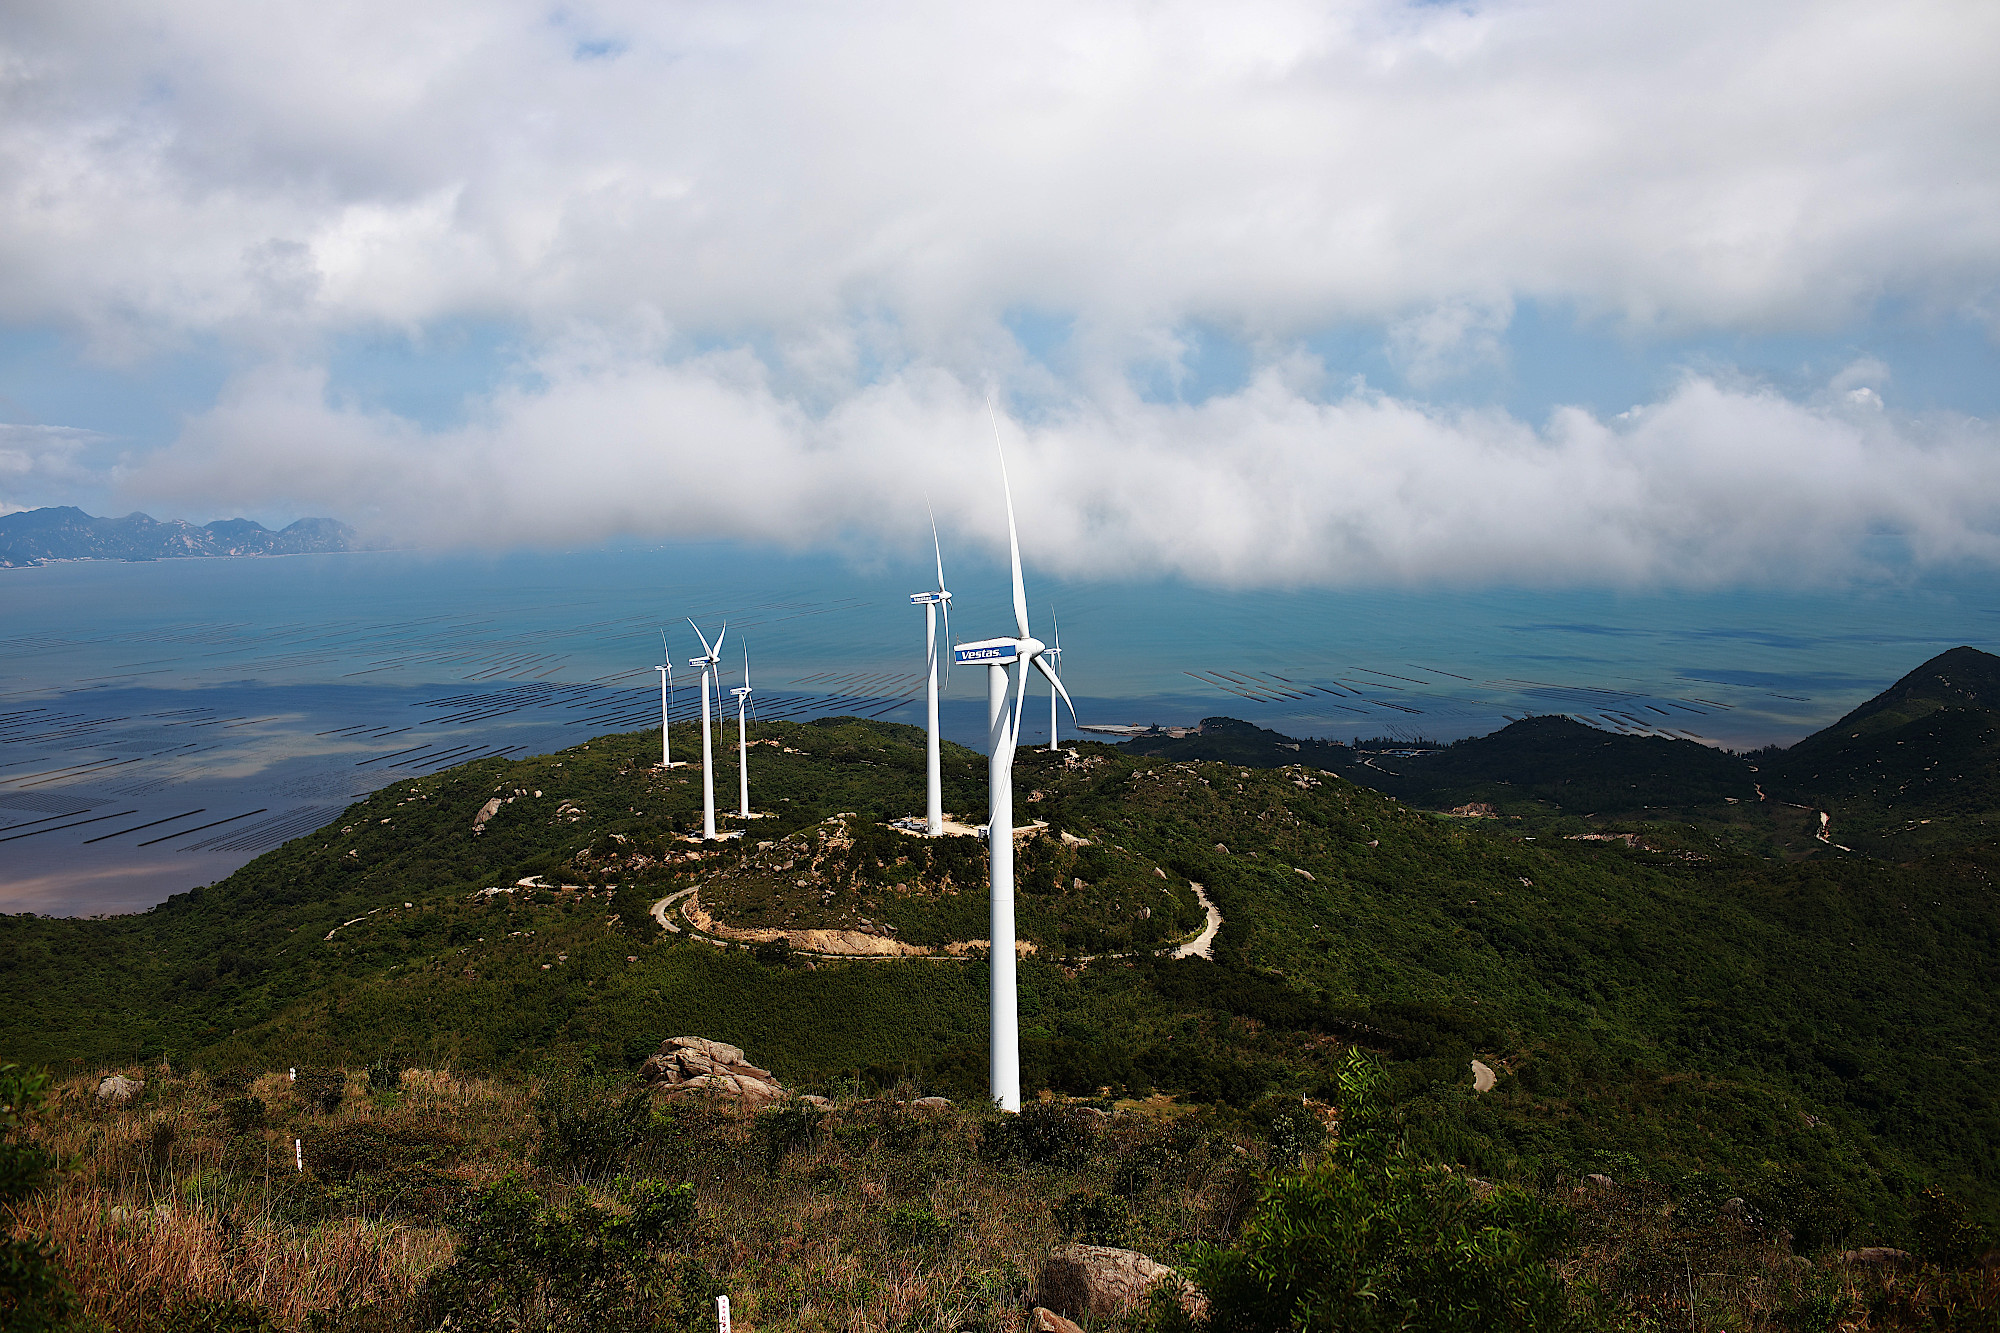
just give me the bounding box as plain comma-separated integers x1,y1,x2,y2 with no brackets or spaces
96,1074,144,1104
638,1036,785,1108
1030,1309,1085,1333
1719,1197,1749,1221
1039,1244,1204,1321
1584,1173,1614,1189
1838,1247,1913,1269
800,1094,834,1110
912,1096,952,1111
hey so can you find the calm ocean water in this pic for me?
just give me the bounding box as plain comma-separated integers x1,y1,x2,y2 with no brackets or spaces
3,544,1993,915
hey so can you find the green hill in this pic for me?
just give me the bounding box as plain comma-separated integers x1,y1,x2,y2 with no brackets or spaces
5,708,1998,1251
1757,646,2000,854
1116,716,1356,768
1355,714,1758,815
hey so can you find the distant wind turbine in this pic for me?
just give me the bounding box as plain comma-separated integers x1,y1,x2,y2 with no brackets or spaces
656,629,684,769
909,508,953,835
731,644,754,819
951,408,1075,1112
687,618,726,840
1046,609,1065,753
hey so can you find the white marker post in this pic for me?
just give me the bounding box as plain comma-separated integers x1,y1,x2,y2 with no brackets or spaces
716,1295,732,1333
294,1137,302,1172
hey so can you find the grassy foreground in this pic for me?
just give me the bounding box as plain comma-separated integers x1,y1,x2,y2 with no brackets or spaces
11,1060,1998,1332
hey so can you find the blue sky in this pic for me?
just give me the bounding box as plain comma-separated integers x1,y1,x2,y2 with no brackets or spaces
1,0,1996,590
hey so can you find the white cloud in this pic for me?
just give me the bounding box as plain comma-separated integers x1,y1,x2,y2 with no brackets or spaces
123,354,2000,587
0,0,1996,349
7,0,2000,581
0,423,111,512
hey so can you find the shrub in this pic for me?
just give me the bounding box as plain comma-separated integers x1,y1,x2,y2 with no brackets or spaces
1186,1051,1574,1333
207,1067,255,1098
421,1173,695,1329
223,1096,266,1138
157,1296,281,1332
0,1063,77,1333
885,1205,952,1249
1250,1095,1328,1170
1056,1190,1132,1246
980,1103,1096,1169
754,1098,826,1171
535,1068,652,1182
293,1067,344,1115
364,1055,402,1094
307,1121,464,1183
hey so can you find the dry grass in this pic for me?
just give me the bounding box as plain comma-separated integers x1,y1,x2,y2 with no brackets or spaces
12,1067,1249,1331
17,1065,1990,1331
17,1195,450,1328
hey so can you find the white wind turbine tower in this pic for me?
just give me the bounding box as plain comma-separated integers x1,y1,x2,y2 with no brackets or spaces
1045,609,1066,753
731,644,754,819
655,630,684,769
951,417,1075,1113
909,512,953,836
687,619,726,840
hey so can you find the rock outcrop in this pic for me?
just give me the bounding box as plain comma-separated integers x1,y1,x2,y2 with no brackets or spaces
96,1074,144,1103
1038,1244,1204,1321
1030,1309,1085,1333
638,1036,786,1108
1838,1247,1913,1268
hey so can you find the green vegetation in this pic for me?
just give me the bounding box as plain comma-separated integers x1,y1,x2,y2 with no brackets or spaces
5,647,2000,1327
1188,1052,1574,1333
702,812,1202,952
1,1063,77,1332
1357,715,1758,815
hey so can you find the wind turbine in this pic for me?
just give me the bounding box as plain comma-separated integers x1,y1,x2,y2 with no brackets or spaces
731,644,754,819
909,510,953,835
1045,609,1065,753
687,619,726,840
655,630,684,769
951,413,1075,1113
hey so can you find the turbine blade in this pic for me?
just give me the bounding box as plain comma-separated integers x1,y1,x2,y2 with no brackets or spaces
713,622,727,661
1010,659,1030,748
1035,654,1077,721
1051,606,1061,652
928,496,944,588
940,597,952,688
687,617,714,659
989,398,1030,639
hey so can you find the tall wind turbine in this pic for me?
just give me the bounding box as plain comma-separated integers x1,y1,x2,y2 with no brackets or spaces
687,619,726,840
951,416,1075,1112
731,644,754,819
1045,609,1065,753
909,511,953,835
656,630,682,769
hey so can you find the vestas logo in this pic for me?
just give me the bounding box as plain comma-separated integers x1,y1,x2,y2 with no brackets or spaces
954,642,1018,665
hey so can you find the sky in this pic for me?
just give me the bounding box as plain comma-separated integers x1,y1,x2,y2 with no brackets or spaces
1,0,1997,590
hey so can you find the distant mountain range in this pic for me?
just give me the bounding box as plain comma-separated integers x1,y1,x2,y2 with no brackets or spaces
1127,645,2000,856
0,505,359,568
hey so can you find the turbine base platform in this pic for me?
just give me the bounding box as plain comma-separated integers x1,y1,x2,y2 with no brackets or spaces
888,815,1041,839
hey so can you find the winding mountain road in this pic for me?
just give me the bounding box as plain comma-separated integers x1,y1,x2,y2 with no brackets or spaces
1172,882,1222,960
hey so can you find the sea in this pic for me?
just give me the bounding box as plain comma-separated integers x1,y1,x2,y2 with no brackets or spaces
3,543,1993,916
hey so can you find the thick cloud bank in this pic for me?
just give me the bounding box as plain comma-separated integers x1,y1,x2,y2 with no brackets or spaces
128,354,1996,587
3,0,1998,583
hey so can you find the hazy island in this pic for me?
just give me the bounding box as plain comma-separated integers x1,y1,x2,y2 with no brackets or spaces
0,505,359,568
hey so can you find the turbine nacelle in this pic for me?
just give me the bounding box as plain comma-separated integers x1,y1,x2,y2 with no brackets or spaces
909,591,951,606
954,637,1020,666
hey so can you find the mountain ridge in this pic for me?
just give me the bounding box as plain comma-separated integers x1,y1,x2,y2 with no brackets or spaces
0,504,359,567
